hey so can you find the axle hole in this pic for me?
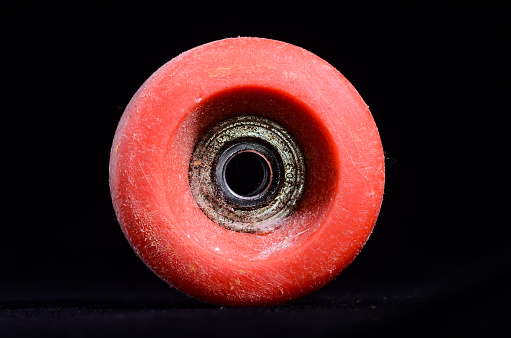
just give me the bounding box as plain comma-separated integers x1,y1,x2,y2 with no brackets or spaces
224,151,271,197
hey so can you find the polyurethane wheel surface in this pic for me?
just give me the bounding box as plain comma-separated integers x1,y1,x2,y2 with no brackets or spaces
109,37,385,306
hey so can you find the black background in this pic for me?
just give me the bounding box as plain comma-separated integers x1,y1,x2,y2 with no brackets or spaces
3,2,510,337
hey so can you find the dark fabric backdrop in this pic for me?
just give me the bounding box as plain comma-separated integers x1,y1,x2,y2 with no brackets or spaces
3,2,510,337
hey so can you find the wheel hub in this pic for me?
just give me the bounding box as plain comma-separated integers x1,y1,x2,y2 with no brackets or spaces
188,115,306,233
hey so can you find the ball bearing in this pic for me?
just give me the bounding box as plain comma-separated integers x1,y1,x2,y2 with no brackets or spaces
189,115,306,233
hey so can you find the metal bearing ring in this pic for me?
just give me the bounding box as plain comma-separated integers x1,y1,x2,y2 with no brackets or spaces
188,115,306,233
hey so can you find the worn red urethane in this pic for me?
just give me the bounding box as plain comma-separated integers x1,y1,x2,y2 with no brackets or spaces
109,37,385,306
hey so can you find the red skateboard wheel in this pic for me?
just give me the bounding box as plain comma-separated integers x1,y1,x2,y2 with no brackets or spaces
109,37,384,306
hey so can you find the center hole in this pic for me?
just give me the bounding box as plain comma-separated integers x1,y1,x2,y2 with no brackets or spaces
224,151,271,197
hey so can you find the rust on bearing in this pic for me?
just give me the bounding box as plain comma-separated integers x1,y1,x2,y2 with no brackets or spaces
188,115,306,234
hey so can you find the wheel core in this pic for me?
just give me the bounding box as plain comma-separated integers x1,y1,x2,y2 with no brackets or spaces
189,115,306,234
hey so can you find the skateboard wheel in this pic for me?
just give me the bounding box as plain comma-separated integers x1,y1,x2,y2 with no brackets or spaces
109,37,384,306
